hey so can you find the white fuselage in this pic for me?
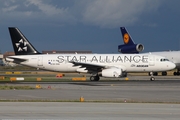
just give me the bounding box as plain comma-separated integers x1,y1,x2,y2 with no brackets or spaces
149,51,180,69
7,53,175,73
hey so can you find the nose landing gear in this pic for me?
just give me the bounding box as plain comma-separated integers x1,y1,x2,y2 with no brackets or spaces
149,72,155,81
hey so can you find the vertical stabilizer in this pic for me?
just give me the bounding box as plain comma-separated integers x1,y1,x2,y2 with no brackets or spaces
120,27,135,45
8,27,41,55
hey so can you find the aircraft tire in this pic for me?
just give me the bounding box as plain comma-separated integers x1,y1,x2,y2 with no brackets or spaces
150,77,155,81
122,72,127,77
90,76,95,81
153,72,158,76
90,75,100,81
173,71,180,76
177,72,180,76
149,72,157,76
162,71,167,76
149,72,153,76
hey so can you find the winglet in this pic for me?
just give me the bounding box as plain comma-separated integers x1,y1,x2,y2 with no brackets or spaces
8,27,41,55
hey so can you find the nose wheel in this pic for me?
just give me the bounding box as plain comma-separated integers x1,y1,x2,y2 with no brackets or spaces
150,77,155,81
150,72,155,81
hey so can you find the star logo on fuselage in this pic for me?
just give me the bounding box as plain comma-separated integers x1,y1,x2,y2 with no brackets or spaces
16,39,28,52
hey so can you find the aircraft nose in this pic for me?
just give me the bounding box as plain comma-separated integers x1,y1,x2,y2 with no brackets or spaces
168,62,176,70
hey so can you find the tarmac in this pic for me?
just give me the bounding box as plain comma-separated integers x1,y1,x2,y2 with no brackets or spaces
0,102,180,120
0,76,180,119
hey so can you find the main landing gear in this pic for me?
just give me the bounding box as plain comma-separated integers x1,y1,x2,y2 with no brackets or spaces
90,74,100,81
149,71,167,76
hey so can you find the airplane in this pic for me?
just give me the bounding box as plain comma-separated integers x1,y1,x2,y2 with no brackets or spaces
5,27,175,81
118,27,180,76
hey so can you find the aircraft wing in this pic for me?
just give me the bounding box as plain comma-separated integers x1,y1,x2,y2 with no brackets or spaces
70,61,126,73
70,61,107,73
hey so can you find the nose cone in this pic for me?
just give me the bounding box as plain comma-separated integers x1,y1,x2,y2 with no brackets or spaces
168,62,176,70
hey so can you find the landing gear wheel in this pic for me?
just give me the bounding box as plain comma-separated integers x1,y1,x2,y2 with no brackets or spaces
153,72,158,76
149,72,158,76
177,72,180,76
122,72,127,77
162,71,167,76
173,71,180,76
90,76,95,81
95,76,100,81
150,77,155,81
90,75,100,81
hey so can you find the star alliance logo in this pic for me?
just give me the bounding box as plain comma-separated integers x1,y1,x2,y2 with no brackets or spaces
16,39,28,52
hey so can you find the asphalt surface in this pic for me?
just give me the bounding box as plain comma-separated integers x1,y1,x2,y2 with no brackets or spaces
0,76,180,119
0,77,180,102
0,102,180,120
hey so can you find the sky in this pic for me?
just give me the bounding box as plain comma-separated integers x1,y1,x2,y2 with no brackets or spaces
0,0,180,54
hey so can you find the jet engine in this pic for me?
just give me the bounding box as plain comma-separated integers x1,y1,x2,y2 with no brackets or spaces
101,68,122,77
118,44,144,53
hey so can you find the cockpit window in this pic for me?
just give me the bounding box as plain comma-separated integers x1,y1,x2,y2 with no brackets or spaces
160,58,169,62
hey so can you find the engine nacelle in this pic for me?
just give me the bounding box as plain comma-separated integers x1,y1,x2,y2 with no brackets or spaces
102,68,122,78
118,44,144,53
